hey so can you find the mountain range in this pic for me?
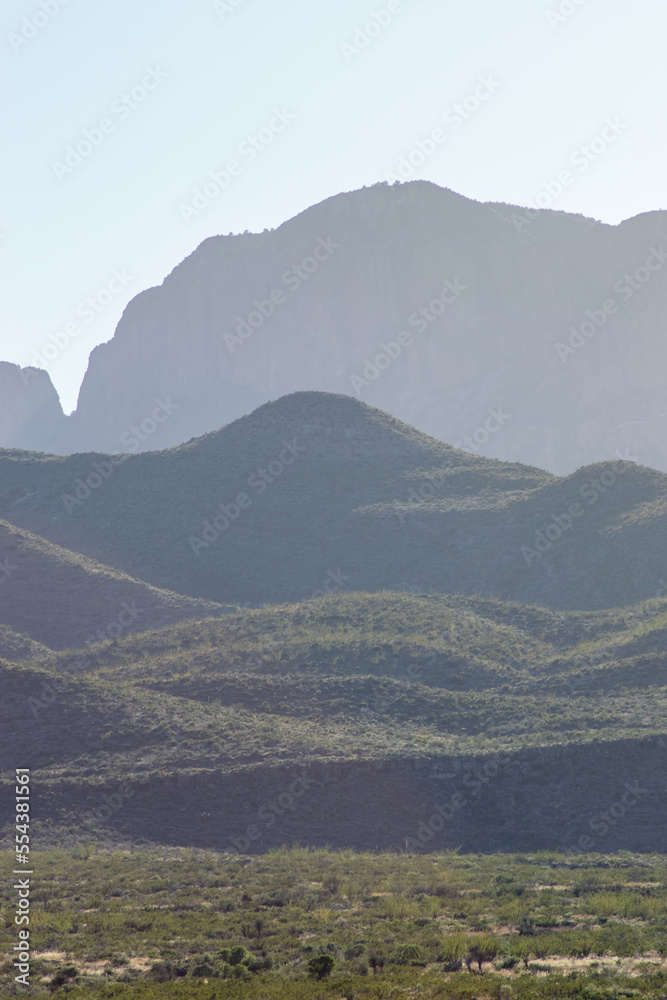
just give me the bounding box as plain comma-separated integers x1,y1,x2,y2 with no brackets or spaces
3,181,667,475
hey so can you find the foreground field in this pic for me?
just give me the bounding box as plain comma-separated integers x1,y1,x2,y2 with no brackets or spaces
3,847,667,997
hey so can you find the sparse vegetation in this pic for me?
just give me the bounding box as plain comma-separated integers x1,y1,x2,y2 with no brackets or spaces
1,590,666,854
1,846,667,997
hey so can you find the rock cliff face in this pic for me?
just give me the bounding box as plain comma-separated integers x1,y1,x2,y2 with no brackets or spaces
0,362,67,453
4,182,667,473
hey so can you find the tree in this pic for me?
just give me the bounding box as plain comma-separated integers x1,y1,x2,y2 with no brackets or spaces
307,954,335,979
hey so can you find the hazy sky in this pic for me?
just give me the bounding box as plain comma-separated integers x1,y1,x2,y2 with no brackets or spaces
2,0,665,413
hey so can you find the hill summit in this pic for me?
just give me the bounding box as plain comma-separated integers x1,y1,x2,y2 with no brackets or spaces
1,391,665,612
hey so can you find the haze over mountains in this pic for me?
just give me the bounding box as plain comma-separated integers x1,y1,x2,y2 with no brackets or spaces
4,181,667,475
1,392,666,617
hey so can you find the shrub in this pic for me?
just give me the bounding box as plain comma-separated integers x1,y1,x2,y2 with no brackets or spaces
440,934,468,964
189,959,215,977
369,954,385,974
466,937,500,973
50,965,79,990
389,943,426,965
146,960,188,982
218,944,253,966
442,958,463,972
307,954,335,979
345,942,366,959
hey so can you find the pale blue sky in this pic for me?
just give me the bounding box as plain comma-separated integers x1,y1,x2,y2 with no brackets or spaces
2,0,665,413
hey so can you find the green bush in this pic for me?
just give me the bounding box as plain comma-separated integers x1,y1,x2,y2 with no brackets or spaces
49,965,79,990
307,954,335,979
388,943,426,965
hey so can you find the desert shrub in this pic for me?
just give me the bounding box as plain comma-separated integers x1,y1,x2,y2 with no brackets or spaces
466,937,500,972
146,960,187,982
307,954,335,979
49,965,79,989
439,933,468,963
388,943,426,965
189,958,215,977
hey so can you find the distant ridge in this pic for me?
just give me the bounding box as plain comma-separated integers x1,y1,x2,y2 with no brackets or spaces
3,181,667,474
1,391,665,612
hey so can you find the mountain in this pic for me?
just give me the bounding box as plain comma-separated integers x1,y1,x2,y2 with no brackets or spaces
0,518,230,650
0,361,69,453
2,591,666,853
4,182,667,474
1,391,666,612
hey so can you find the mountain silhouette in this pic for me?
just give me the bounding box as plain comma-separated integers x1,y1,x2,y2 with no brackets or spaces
4,182,667,474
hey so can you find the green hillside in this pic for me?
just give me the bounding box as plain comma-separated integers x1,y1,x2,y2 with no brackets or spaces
2,591,666,855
